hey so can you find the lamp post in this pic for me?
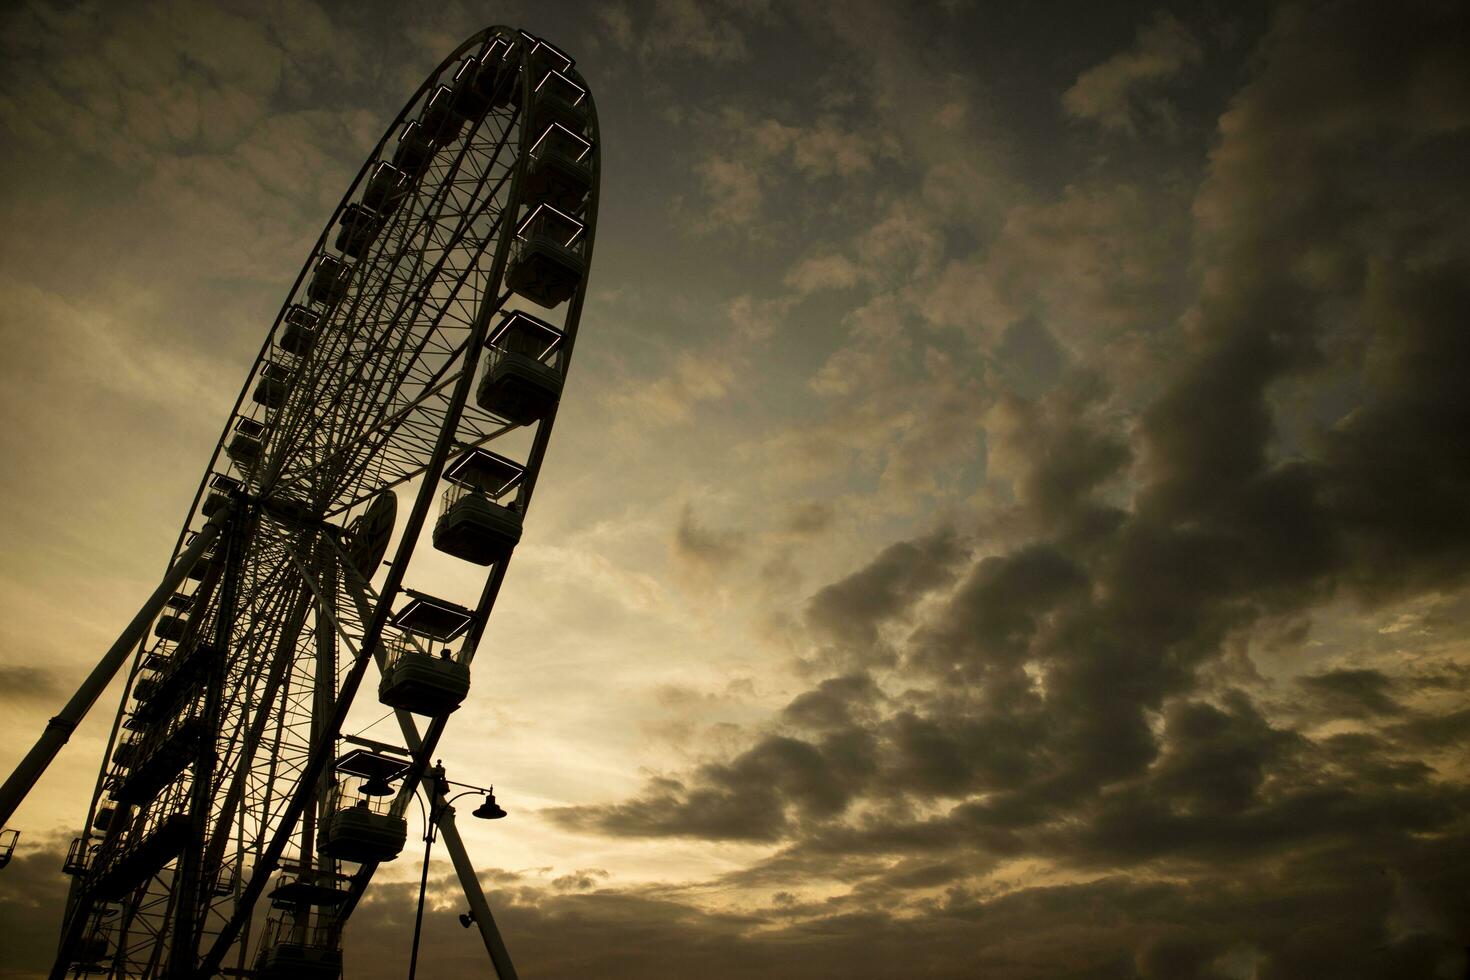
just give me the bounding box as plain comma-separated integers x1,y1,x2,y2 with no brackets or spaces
407,761,507,980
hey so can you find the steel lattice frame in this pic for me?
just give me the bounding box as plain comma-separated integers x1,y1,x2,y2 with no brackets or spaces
52,25,599,979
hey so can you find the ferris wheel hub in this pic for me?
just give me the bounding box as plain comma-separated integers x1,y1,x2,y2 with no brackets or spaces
260,494,324,529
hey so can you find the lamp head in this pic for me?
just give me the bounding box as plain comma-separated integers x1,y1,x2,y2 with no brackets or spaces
458,911,475,929
472,789,507,820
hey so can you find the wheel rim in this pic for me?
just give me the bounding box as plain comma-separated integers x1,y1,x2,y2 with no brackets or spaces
64,25,600,976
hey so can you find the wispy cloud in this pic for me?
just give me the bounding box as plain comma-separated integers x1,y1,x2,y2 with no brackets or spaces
1063,10,1203,135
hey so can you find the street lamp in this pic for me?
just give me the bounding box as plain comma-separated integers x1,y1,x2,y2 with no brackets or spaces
407,760,507,980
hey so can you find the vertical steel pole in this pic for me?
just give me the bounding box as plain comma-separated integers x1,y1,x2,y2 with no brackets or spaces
407,826,435,980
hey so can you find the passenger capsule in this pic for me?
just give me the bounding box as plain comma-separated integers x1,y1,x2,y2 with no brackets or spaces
279,305,319,356
505,204,586,309
318,783,407,863
335,203,384,260
362,162,408,216
307,255,352,308
419,85,465,146
432,449,526,565
377,636,471,716
476,310,565,424
524,123,593,212
392,121,434,177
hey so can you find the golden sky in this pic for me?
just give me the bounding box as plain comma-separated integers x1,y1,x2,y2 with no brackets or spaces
2,1,1469,977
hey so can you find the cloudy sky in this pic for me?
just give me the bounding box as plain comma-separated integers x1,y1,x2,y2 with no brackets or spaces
3,0,1469,977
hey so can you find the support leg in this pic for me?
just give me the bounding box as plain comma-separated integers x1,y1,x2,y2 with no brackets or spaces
434,801,517,980
337,569,518,979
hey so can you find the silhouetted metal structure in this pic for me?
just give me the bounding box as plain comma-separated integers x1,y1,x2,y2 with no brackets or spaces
0,25,598,979
405,762,507,980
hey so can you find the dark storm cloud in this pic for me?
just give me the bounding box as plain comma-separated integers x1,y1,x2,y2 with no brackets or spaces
0,840,74,974
549,3,1470,973
1147,692,1297,815
1315,266,1470,600
984,370,1131,542
1138,2,1470,606
550,867,611,891
335,848,1469,980
0,665,65,703
1062,11,1203,135
1297,668,1404,718
780,672,882,732
547,727,877,842
802,527,966,666
15,849,1466,980
1387,708,1470,749
908,544,1089,683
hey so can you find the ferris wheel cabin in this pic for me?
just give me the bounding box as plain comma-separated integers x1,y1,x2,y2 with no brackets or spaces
420,85,466,146
392,120,435,178
506,203,587,308
378,590,476,715
253,928,342,980
279,304,320,355
362,161,408,217
477,310,565,424
255,871,351,980
475,34,521,109
319,794,405,863
202,473,242,521
526,122,593,214
152,591,193,641
318,749,411,864
226,416,267,473
307,254,353,308
450,52,498,118
432,448,526,566
252,360,296,410
335,203,385,260
182,524,222,581
524,68,589,134
0,828,17,869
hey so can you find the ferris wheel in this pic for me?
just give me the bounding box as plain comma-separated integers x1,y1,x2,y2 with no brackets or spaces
0,24,598,979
